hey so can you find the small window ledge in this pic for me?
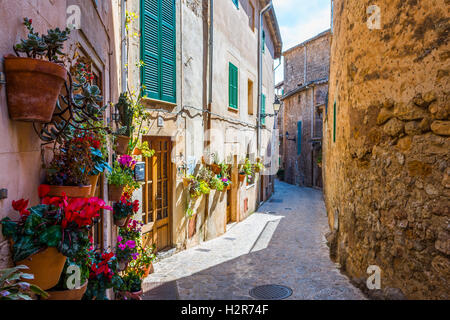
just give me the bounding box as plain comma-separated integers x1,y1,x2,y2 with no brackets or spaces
142,97,177,109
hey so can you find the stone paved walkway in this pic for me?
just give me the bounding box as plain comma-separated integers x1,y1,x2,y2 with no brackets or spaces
143,180,365,300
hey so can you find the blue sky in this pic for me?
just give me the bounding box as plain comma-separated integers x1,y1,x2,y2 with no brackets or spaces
272,0,331,83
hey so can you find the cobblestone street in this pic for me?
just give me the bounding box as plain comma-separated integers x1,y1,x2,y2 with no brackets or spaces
143,180,365,300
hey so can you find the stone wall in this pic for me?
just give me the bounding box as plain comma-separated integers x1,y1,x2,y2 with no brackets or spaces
324,0,449,299
282,31,330,187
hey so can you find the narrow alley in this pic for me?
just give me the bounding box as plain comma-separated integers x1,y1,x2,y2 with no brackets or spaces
143,180,365,300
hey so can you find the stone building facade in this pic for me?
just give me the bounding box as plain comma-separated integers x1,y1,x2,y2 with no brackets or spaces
324,0,449,299
281,30,330,187
115,0,282,251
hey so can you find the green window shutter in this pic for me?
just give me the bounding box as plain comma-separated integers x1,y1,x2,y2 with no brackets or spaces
261,94,266,125
297,121,302,155
262,30,266,54
333,101,336,142
160,0,176,103
232,0,239,9
229,63,238,109
141,0,176,103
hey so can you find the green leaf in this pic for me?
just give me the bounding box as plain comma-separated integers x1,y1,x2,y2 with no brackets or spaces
23,212,42,236
30,284,48,298
12,236,41,262
1,218,18,238
39,225,62,247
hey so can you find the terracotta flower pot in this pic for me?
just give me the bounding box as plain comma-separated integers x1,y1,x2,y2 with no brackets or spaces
4,56,67,123
48,185,92,198
132,148,142,156
119,290,143,300
188,214,197,239
88,174,100,197
141,263,154,279
211,164,221,175
16,247,67,291
238,174,246,183
182,177,192,187
114,215,130,228
226,184,231,190
115,135,131,155
46,281,88,300
108,184,124,202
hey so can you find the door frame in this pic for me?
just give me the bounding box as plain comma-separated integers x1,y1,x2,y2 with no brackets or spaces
141,136,173,252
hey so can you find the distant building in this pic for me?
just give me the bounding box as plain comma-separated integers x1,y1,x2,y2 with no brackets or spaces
281,30,331,188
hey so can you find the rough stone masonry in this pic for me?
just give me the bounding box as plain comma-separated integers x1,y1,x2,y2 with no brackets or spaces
324,0,449,299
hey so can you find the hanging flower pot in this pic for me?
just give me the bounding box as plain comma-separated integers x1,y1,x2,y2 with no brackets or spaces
114,215,130,227
141,263,154,279
227,184,231,190
182,177,192,187
238,174,246,183
4,56,68,123
132,147,142,156
115,135,131,155
108,184,124,202
46,280,88,300
88,174,100,197
211,164,221,175
47,185,92,198
16,247,67,291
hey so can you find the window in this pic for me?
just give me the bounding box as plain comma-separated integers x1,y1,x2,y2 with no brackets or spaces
248,1,255,30
229,62,238,110
232,0,239,9
262,30,266,54
261,93,266,125
141,0,176,103
297,121,302,155
247,79,254,115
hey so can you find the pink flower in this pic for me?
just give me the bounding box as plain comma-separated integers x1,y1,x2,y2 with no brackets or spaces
118,243,126,250
117,235,123,243
118,155,136,168
126,240,136,249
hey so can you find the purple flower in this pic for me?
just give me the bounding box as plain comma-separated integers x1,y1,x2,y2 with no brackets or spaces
117,235,123,243
118,155,136,168
126,240,136,249
131,253,140,260
0,291,10,297
118,243,126,250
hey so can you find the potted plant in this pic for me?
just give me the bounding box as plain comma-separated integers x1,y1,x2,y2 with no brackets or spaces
0,187,110,290
113,92,134,154
112,193,139,227
107,158,138,202
115,236,139,271
210,153,221,175
46,261,89,300
209,176,225,191
0,265,48,300
183,174,194,188
221,177,232,190
116,268,143,300
45,132,95,198
254,160,265,173
4,18,70,122
83,250,123,300
132,141,155,158
135,245,156,279
239,158,253,183
86,130,111,197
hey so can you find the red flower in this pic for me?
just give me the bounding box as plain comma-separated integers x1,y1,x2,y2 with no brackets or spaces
12,199,29,212
38,184,51,198
132,200,139,213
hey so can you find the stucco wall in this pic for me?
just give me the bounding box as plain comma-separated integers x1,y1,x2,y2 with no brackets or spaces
324,0,449,299
0,0,119,267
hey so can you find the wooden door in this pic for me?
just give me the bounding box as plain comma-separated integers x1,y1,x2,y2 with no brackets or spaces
141,137,172,252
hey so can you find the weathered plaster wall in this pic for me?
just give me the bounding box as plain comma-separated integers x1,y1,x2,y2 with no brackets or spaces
0,0,119,267
324,0,450,299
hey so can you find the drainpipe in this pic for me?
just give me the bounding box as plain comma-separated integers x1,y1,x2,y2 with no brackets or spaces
121,0,128,92
208,0,214,106
257,1,272,160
